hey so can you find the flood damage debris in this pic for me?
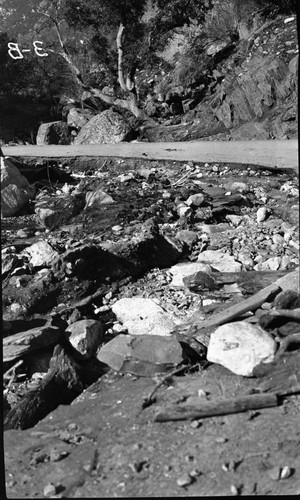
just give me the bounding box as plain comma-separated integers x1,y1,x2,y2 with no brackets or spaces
2,155,299,481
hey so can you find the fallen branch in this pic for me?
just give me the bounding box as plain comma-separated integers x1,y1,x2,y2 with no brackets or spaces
155,393,278,422
269,308,300,321
142,365,193,410
193,283,282,331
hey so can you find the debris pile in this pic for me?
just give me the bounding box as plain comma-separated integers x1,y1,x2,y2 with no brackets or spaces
2,154,299,497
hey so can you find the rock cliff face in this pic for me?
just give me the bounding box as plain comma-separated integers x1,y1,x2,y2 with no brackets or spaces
146,14,298,142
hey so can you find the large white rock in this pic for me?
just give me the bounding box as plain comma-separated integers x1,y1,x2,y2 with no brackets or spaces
168,262,212,287
207,321,277,376
24,240,59,268
66,319,103,358
198,250,242,272
111,297,175,336
1,157,35,217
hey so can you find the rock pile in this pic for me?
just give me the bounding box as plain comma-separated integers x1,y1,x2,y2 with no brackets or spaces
2,155,299,434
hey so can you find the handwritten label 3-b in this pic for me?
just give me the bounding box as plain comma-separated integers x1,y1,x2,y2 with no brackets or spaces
8,41,48,59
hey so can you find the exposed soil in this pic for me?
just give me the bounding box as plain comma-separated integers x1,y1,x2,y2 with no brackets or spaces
3,154,300,498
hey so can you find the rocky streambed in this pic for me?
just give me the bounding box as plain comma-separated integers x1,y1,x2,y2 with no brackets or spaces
2,154,300,497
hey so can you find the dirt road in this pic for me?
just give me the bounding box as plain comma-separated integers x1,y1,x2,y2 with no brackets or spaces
2,139,298,171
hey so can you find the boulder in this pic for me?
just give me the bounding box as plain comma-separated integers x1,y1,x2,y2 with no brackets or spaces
66,319,103,358
168,262,212,287
23,240,59,268
198,250,242,272
74,108,132,145
111,297,175,336
36,121,71,145
67,108,94,129
97,334,184,376
207,321,277,376
1,157,35,217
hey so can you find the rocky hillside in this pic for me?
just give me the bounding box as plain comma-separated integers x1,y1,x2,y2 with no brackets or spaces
144,13,298,141
0,12,298,145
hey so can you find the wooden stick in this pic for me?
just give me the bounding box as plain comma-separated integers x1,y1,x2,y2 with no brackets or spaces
155,393,278,422
269,308,300,321
193,283,282,330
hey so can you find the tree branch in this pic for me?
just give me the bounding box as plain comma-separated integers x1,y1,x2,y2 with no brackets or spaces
116,22,127,91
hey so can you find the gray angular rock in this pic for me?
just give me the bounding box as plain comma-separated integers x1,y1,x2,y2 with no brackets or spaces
36,121,71,145
97,334,184,376
66,319,103,358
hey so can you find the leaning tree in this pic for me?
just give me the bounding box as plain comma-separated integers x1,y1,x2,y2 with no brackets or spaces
0,0,213,122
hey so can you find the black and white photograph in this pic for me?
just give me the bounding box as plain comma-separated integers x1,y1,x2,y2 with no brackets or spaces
1,0,299,497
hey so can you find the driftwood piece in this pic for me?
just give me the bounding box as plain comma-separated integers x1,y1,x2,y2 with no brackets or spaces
4,343,106,430
268,308,300,321
278,333,300,355
3,326,63,363
155,393,278,422
184,270,288,295
194,283,282,331
212,270,288,295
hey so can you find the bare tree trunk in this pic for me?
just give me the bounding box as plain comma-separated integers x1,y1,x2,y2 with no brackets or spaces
51,19,155,124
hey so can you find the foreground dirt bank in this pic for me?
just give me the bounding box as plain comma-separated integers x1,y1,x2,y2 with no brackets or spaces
2,139,298,171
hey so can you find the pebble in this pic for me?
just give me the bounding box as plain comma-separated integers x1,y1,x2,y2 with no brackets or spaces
43,483,58,497
280,465,292,479
49,449,68,462
256,207,268,223
190,420,202,428
267,465,281,480
272,234,284,245
176,473,193,487
284,16,295,23
230,484,239,496
215,436,228,443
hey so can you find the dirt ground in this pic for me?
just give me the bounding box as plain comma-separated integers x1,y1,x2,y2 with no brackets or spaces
2,152,300,498
4,353,300,498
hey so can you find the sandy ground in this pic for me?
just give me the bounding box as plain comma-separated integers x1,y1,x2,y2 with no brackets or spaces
2,139,299,171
